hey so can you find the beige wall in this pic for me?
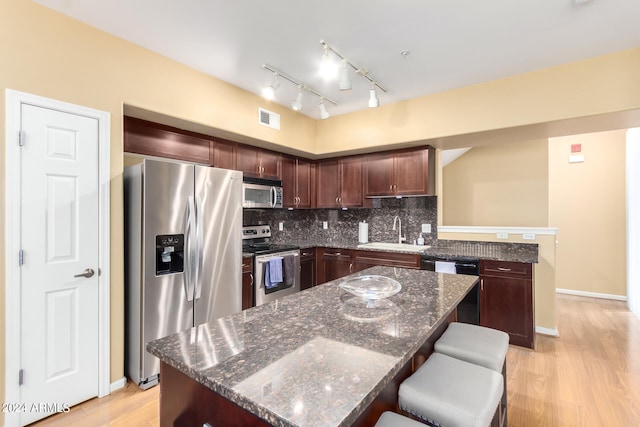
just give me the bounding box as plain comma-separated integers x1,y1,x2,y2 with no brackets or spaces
438,231,557,333
549,130,627,296
442,139,549,227
316,48,640,155
1,0,639,414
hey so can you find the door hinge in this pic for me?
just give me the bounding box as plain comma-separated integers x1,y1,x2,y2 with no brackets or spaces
19,369,24,386
18,130,24,146
19,249,24,266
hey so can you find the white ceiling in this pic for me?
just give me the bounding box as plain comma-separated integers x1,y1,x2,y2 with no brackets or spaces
34,0,640,120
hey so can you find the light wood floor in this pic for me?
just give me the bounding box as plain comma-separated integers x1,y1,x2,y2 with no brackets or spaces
32,294,640,427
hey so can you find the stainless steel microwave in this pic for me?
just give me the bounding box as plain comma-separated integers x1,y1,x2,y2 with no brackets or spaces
242,177,283,208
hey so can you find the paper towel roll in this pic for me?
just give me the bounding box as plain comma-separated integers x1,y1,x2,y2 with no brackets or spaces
358,221,369,243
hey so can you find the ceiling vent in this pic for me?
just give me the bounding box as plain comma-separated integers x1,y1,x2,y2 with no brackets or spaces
258,108,280,130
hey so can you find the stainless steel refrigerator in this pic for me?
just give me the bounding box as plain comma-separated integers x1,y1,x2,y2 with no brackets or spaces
124,159,242,389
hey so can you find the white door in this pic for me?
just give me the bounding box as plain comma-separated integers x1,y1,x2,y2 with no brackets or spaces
18,104,100,425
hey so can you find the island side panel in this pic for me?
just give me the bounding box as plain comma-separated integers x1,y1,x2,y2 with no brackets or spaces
160,362,271,427
350,311,454,427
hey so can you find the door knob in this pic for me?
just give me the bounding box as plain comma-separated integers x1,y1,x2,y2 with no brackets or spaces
74,268,95,278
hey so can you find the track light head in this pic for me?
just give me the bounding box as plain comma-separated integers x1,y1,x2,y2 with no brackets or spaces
319,43,338,80
368,86,379,108
318,98,330,119
339,60,352,91
262,72,280,100
291,86,304,111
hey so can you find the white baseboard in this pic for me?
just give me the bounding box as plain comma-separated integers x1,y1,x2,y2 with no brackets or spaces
535,326,559,337
556,288,627,301
110,377,127,393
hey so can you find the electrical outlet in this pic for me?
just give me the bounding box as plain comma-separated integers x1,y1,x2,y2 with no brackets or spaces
278,222,284,231
497,232,509,239
322,221,328,230
523,233,536,240
421,224,432,233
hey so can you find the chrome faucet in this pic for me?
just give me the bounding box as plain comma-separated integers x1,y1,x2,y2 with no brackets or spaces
392,216,406,244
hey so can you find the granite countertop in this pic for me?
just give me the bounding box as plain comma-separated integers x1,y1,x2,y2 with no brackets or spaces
283,239,538,264
147,266,478,427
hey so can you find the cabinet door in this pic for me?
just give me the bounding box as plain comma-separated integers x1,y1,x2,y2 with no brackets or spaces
317,160,340,208
281,155,297,208
323,260,353,282
236,144,260,177
124,116,213,165
213,138,236,170
242,256,254,310
296,158,315,208
300,260,315,290
364,152,394,196
340,156,364,207
480,276,534,348
394,148,429,195
259,150,281,180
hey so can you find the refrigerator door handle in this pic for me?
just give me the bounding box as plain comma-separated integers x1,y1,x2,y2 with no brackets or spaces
194,196,204,300
184,196,196,302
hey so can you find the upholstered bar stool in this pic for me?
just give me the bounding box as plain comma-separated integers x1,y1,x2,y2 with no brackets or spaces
374,411,426,427
398,353,503,427
434,322,509,425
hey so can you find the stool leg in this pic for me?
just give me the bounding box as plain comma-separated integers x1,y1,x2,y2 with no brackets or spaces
502,360,508,427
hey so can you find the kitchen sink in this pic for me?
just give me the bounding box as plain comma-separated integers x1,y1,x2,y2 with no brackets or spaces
357,242,430,253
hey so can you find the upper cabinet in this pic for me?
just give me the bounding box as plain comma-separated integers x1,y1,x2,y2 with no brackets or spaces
282,155,316,209
237,144,281,180
213,138,236,170
317,155,367,208
124,116,213,165
364,146,435,197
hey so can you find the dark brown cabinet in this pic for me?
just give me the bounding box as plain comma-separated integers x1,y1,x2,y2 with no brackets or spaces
300,248,317,290
480,260,534,349
316,156,366,208
242,255,254,310
317,248,354,284
124,116,213,165
353,250,421,271
213,138,236,170
364,146,435,197
237,144,281,179
282,156,316,209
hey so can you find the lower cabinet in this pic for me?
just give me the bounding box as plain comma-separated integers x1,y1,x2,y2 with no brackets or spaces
316,248,421,285
300,248,316,290
242,255,254,310
480,260,534,349
353,250,421,271
317,248,354,284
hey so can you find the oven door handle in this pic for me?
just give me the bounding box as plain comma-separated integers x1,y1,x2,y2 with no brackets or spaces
271,186,277,208
257,253,299,263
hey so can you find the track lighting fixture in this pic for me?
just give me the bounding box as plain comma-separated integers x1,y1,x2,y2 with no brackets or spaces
261,72,280,100
368,84,379,108
339,60,352,91
318,98,330,120
262,64,337,118
319,43,338,80
320,40,387,108
291,85,304,111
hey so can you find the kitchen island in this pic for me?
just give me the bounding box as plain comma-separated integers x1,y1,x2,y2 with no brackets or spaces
147,266,479,427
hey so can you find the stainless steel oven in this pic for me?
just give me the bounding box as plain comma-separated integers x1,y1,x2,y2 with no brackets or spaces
242,225,300,306
254,249,300,306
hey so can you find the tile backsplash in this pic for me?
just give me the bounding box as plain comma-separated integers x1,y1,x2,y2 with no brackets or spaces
243,197,437,246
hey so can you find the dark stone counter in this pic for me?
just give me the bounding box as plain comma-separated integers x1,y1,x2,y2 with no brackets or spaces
147,266,478,427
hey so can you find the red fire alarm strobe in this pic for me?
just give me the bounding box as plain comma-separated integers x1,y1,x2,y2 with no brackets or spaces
571,144,582,153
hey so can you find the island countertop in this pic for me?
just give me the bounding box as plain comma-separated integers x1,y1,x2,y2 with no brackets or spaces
147,266,478,427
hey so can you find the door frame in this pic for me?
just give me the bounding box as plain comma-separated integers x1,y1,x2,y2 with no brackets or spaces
4,89,111,426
